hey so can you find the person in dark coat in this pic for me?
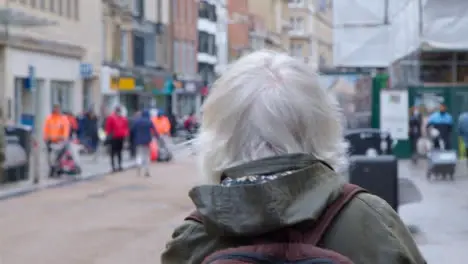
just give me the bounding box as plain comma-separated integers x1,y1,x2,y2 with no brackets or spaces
131,109,159,177
80,110,99,153
409,106,422,161
128,111,141,158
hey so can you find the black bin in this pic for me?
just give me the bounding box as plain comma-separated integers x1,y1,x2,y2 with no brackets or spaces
348,155,399,211
345,129,393,156
2,125,32,184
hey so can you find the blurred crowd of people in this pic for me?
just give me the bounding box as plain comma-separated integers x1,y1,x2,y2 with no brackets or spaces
42,104,199,175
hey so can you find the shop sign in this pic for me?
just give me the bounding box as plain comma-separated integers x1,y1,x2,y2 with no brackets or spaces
111,77,136,90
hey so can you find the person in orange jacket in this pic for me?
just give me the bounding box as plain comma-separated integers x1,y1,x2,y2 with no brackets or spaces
152,110,171,136
43,104,70,144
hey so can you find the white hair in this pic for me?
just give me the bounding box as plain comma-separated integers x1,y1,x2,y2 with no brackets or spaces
197,50,348,183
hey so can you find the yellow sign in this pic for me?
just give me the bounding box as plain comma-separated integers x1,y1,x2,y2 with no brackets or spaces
111,77,136,90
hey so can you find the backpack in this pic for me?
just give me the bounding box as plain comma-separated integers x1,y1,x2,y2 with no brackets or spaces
185,183,366,264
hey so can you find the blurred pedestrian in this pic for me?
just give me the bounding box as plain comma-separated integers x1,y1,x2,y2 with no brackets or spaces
131,109,159,177
161,50,424,264
80,109,99,154
63,111,78,139
427,104,453,150
128,111,141,158
104,106,129,172
458,111,468,165
409,106,422,162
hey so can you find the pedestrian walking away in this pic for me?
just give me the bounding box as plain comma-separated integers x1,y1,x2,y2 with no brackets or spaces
131,109,159,177
161,50,425,264
105,106,129,172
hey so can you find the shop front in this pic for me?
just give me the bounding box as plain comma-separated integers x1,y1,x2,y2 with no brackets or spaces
173,80,204,117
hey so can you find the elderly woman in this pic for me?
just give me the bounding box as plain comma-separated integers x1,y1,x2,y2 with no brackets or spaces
161,51,424,264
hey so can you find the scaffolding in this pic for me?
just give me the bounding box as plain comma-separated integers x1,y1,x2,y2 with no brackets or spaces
334,0,468,87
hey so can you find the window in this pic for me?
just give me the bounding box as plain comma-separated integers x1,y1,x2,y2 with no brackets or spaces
181,42,187,74
174,41,180,73
251,37,265,51
49,0,55,12
189,44,196,74
120,30,128,65
133,33,145,66
319,55,326,66
290,17,304,32
198,2,217,22
172,0,178,22
102,20,107,61
58,0,63,15
198,31,216,56
318,0,327,12
288,0,304,6
134,0,144,19
40,0,46,10
73,0,79,20
145,34,156,66
66,0,72,17
290,43,303,57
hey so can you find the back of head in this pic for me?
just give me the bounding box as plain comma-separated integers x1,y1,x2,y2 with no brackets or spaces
197,50,347,183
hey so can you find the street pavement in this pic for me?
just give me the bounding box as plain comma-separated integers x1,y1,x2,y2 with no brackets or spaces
0,138,190,200
0,157,467,263
399,159,468,262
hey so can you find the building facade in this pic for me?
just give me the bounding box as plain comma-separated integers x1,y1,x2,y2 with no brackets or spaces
314,0,333,68
197,0,218,86
227,0,250,61
101,0,171,117
287,0,317,66
171,0,202,117
0,0,101,128
248,0,290,52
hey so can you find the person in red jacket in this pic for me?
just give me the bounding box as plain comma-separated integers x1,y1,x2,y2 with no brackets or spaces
105,106,129,172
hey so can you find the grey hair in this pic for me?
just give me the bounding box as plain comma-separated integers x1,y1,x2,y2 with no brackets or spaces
197,50,348,183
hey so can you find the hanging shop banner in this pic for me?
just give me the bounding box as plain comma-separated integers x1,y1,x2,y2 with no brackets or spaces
380,90,409,140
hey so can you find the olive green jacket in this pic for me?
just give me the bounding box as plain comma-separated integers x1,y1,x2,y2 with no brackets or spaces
161,154,425,264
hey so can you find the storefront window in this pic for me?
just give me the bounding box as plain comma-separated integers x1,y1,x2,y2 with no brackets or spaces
51,81,73,113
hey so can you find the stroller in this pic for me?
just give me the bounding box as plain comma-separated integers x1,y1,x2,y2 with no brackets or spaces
426,127,457,180
48,140,82,178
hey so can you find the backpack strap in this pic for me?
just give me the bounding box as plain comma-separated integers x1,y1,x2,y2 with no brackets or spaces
184,210,203,223
305,183,366,245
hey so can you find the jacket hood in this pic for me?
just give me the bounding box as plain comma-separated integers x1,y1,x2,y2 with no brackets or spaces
188,153,345,237
141,110,150,118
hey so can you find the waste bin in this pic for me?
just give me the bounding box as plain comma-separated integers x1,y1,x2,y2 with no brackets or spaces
345,129,393,156
348,155,399,211
2,125,32,184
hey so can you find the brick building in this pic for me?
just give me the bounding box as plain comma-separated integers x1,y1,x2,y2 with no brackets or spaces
227,0,250,61
171,0,203,116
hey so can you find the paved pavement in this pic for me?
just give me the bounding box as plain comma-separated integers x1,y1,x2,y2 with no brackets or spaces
0,138,191,200
399,159,468,262
0,156,199,264
0,158,467,263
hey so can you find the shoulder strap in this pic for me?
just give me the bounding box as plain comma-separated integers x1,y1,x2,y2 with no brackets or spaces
185,210,203,223
305,183,366,245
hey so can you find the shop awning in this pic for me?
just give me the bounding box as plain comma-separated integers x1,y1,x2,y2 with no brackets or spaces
0,8,57,27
